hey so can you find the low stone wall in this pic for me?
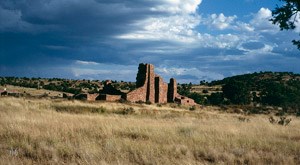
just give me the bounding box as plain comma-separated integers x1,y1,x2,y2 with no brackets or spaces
87,94,100,101
126,87,147,102
98,94,121,102
175,96,196,106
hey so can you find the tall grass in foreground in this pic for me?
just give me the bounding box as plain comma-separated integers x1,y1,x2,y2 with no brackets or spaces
0,97,299,164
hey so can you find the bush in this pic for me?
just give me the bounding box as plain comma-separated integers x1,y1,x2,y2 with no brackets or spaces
222,80,251,105
136,100,144,104
296,110,300,117
189,106,196,111
115,107,135,115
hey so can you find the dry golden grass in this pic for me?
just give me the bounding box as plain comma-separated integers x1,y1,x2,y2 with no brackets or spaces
0,97,299,164
0,85,72,97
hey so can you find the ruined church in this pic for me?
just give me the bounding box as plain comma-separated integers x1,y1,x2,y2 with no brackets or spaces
76,63,195,105
125,63,195,105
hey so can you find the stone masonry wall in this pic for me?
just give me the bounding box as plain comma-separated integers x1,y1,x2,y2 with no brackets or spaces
146,64,155,103
167,78,177,102
126,86,147,102
126,64,149,102
97,94,121,102
126,63,195,105
87,94,100,101
175,96,196,106
155,76,168,103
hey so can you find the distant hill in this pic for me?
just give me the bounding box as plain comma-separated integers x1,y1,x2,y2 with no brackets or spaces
178,72,300,115
209,71,300,87
0,77,135,95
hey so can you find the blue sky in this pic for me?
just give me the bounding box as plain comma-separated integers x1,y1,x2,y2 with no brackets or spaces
0,0,299,83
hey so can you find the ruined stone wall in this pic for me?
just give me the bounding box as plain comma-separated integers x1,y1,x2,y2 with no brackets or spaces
167,78,177,102
146,64,155,103
126,64,149,102
97,94,121,102
126,63,195,105
87,94,100,101
126,63,157,103
175,96,196,106
155,76,168,103
126,87,147,102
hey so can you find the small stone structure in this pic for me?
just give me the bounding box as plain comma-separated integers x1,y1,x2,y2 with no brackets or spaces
74,63,196,105
175,96,196,106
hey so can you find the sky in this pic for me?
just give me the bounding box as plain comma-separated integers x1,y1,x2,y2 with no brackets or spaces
0,0,300,83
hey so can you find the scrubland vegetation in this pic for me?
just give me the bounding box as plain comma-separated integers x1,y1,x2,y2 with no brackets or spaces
0,97,300,164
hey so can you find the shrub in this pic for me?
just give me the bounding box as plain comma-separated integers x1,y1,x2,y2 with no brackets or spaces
115,107,135,115
189,106,196,111
269,116,292,126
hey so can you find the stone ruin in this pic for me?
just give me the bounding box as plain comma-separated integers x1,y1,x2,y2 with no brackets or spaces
75,63,196,105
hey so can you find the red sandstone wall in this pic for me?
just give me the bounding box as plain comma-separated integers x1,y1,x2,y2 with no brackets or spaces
175,96,196,106
98,94,121,102
126,64,149,102
126,86,147,102
161,83,168,103
168,78,177,102
87,94,100,101
106,95,121,101
146,64,155,103
127,63,157,103
126,63,195,105
155,76,168,103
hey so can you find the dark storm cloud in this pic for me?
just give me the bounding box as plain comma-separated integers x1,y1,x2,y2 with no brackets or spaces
0,0,171,35
0,0,182,68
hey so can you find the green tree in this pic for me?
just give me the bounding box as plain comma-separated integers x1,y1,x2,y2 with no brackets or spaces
222,80,251,105
207,92,224,105
271,0,300,49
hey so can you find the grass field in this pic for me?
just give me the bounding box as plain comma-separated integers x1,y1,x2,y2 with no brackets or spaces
0,85,72,97
0,97,299,164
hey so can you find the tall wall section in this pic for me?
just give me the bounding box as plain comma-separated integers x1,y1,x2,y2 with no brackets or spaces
155,76,168,103
126,64,155,102
167,78,177,102
146,64,155,103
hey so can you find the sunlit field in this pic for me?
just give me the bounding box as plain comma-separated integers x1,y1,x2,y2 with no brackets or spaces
0,97,299,164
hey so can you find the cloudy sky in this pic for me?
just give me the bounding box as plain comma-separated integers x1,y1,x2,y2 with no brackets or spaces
0,0,300,83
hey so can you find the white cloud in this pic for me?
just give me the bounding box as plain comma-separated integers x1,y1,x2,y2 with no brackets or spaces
205,13,237,30
197,33,247,49
117,14,200,43
150,0,202,14
116,0,202,43
156,66,224,82
250,8,279,33
75,60,99,65
235,22,254,32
